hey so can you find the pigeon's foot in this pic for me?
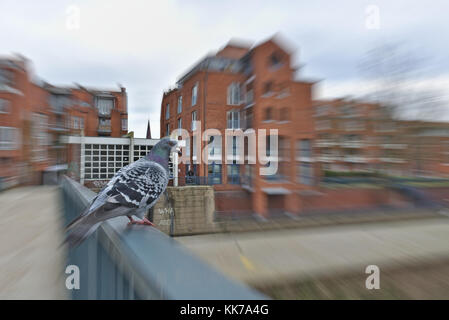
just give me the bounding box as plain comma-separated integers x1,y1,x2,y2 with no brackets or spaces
127,217,155,227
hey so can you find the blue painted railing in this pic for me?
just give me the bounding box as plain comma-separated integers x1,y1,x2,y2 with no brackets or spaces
60,176,267,300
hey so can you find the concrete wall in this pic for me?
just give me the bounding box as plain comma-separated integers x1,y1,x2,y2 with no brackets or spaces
152,185,216,236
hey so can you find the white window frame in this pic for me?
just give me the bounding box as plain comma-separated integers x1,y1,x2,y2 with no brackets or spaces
177,96,183,114
227,110,240,129
191,111,197,131
0,126,18,150
192,83,198,106
227,82,241,105
0,99,10,114
165,103,170,120
121,118,128,131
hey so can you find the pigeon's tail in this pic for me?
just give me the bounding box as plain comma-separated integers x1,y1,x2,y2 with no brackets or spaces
65,207,102,249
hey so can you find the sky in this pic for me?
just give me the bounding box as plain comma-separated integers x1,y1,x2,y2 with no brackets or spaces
1,0,449,137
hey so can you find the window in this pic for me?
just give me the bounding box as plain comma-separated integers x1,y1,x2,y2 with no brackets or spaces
192,135,197,159
264,107,274,121
227,82,241,105
185,137,190,157
243,164,254,187
208,163,222,185
0,127,18,150
316,119,331,130
73,117,79,129
227,110,240,129
50,94,70,113
227,163,240,184
0,99,10,113
0,69,13,86
298,139,311,158
96,98,114,116
165,103,170,120
297,162,313,185
315,105,329,117
191,111,198,131
121,118,128,131
270,53,282,67
246,89,254,105
83,143,132,180
208,135,222,158
376,122,395,132
31,113,49,161
192,83,198,106
99,118,111,130
177,118,182,129
280,107,289,122
226,135,240,160
165,123,170,136
177,96,182,114
345,120,364,131
99,118,110,126
340,104,355,117
263,81,273,95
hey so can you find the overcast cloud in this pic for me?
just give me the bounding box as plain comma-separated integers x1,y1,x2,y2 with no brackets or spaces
1,0,448,137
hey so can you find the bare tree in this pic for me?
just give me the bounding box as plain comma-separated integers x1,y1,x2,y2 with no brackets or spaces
358,42,447,121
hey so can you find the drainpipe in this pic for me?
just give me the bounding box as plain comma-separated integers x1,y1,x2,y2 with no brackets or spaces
203,70,208,178
80,133,85,185
130,135,135,164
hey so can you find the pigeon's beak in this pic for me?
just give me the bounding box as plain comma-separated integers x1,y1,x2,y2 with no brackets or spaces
168,139,182,156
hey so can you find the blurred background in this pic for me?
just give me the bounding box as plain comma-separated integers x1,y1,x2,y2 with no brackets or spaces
1,0,449,300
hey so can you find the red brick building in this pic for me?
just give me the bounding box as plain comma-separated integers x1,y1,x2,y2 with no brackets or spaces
160,37,318,216
0,54,128,187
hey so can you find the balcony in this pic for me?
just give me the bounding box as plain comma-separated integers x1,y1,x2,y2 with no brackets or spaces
317,155,339,162
343,156,368,163
381,144,407,149
340,141,364,148
97,125,111,134
315,140,337,147
379,157,406,163
245,90,254,108
98,111,112,118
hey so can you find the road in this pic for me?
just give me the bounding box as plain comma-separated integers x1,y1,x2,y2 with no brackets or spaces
177,217,449,286
0,186,68,299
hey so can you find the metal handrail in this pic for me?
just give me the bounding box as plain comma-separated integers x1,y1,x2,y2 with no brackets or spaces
61,175,267,300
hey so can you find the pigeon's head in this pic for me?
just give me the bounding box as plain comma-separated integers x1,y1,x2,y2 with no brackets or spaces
146,138,179,163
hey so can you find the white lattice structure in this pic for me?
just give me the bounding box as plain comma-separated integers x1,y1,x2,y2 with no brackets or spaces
64,136,176,186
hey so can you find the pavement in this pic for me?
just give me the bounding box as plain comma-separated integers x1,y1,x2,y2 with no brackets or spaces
177,217,449,286
0,186,68,299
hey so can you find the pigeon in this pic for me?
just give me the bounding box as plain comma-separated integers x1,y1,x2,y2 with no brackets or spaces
65,137,179,248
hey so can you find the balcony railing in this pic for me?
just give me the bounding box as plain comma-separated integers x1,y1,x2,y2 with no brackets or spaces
340,141,364,148
61,176,267,299
315,140,336,147
98,125,111,134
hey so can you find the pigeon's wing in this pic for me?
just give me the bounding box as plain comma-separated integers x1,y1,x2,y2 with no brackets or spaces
105,160,169,209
